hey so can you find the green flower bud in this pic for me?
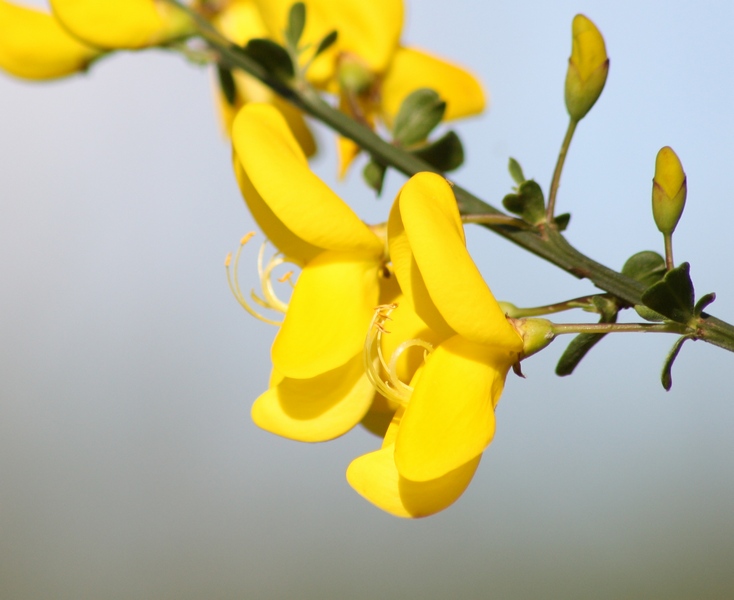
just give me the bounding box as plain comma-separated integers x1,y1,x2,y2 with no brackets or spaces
564,14,609,121
509,318,556,359
338,55,374,95
652,146,687,235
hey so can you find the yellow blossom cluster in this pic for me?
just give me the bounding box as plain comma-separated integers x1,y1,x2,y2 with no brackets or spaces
228,102,534,517
0,2,619,519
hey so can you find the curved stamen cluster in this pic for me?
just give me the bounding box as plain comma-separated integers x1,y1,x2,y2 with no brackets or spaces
225,232,294,325
363,303,433,407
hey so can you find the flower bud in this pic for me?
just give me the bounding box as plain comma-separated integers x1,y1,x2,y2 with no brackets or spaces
338,54,375,95
564,14,609,121
508,318,555,359
652,146,687,235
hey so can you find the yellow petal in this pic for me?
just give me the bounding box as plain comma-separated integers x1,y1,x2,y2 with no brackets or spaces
359,393,398,438
272,250,381,379
232,104,383,255
395,335,513,481
252,353,374,442
272,97,317,158
387,190,456,341
233,156,321,265
347,429,481,518
50,0,192,50
397,172,522,350
381,47,486,124
214,0,267,45
0,1,99,80
255,0,403,82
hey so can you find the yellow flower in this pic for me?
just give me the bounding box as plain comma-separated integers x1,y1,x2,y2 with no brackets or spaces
652,146,687,235
347,172,523,518
230,102,391,441
0,0,99,80
49,0,193,50
253,0,486,175
564,14,609,121
211,0,316,154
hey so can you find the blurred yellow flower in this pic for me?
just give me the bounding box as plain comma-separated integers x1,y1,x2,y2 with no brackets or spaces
253,0,486,175
212,0,316,154
49,0,193,50
0,0,99,80
347,172,523,518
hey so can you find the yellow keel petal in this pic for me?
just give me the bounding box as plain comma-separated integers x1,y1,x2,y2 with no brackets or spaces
347,442,481,518
395,335,512,481
252,354,374,442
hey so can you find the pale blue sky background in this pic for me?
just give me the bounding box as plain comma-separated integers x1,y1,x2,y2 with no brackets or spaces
1,2,733,598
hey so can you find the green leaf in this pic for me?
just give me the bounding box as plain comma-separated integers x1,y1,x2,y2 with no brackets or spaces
622,251,667,288
633,304,666,322
502,180,545,225
661,336,691,391
694,292,716,316
241,38,294,79
285,2,306,50
508,157,525,186
313,30,338,58
556,309,617,377
392,88,446,147
641,262,695,323
409,130,464,172
217,65,237,106
363,160,387,194
555,212,571,231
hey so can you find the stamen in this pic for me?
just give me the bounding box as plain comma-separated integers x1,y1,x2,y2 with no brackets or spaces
225,233,294,326
278,270,294,284
363,304,434,406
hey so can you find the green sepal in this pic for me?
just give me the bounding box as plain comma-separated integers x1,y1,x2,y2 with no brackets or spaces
641,262,695,324
409,131,464,172
622,251,667,288
508,157,526,186
285,2,306,50
217,65,237,106
363,159,387,195
661,335,692,391
694,292,716,316
392,88,446,148
502,180,546,225
241,38,294,79
555,213,571,232
556,302,618,376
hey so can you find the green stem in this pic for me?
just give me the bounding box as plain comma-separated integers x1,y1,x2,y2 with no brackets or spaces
551,322,687,336
504,294,605,318
461,214,531,229
166,0,734,355
546,118,578,222
663,232,674,270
